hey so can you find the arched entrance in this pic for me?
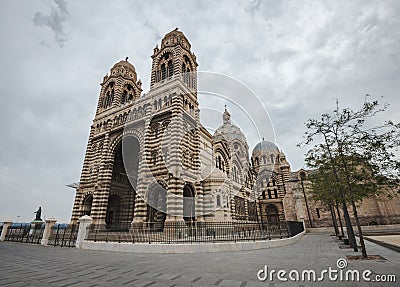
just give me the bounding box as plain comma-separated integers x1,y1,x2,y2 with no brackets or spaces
146,183,167,231
122,136,140,189
106,194,122,228
265,204,279,224
107,136,139,229
183,184,195,225
82,195,93,216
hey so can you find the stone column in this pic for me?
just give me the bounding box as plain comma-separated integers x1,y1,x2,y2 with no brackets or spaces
92,121,112,229
71,125,95,223
195,182,204,222
41,218,57,246
132,133,150,224
76,215,93,249
0,220,13,241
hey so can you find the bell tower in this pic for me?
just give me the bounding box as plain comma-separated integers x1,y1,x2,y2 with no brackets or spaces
150,28,198,93
96,59,142,115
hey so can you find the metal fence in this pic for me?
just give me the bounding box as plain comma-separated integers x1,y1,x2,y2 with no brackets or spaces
87,221,304,244
47,224,78,247
4,223,44,244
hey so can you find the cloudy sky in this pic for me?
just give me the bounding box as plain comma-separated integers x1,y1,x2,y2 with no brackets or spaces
1,0,399,222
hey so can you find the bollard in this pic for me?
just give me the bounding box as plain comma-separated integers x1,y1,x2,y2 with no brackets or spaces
41,218,57,246
0,220,13,241
76,215,92,249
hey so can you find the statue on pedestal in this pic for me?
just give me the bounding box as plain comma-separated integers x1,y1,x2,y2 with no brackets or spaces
34,207,42,221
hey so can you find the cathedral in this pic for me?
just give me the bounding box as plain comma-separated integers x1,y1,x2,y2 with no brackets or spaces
70,29,400,230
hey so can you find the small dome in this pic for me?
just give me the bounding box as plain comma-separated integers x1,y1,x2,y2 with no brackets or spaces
110,59,137,81
252,140,279,154
161,28,191,50
213,107,247,144
214,124,247,143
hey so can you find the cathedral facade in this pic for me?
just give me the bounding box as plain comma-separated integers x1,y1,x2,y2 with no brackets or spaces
70,29,292,229
70,29,400,230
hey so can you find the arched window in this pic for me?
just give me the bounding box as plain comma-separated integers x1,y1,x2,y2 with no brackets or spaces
161,63,166,80
182,55,192,87
106,92,112,108
156,53,174,83
183,184,195,225
121,91,127,104
146,182,167,230
168,60,173,78
233,166,238,182
122,84,134,103
82,195,93,216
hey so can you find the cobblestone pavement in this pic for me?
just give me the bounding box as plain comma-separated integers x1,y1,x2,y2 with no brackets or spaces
1,233,399,287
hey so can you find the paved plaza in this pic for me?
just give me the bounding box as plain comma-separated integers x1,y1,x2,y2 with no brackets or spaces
0,233,399,287
366,235,400,248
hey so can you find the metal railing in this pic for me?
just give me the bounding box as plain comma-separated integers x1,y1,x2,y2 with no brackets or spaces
4,223,44,244
87,221,304,244
47,224,78,247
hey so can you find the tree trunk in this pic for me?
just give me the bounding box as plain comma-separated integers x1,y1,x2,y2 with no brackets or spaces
342,198,358,252
351,200,368,258
335,202,345,238
321,132,357,251
329,204,339,236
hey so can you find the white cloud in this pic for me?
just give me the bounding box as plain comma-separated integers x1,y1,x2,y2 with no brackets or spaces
33,0,71,47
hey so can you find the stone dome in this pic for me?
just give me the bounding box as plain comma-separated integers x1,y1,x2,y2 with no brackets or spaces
252,140,279,154
213,108,247,144
161,28,191,50
110,59,137,81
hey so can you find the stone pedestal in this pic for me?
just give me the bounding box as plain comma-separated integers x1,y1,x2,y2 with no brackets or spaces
76,215,93,249
29,219,44,241
41,218,57,246
0,220,13,241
